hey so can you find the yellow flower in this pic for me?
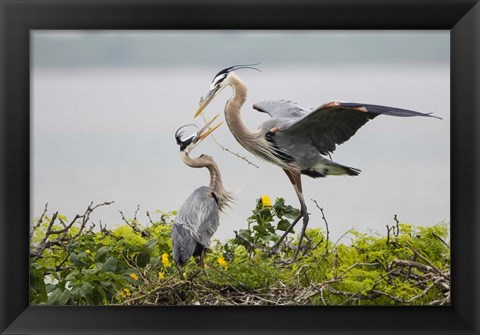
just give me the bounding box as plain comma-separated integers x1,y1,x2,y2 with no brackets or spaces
129,273,139,281
161,253,171,268
158,272,165,279
261,195,272,208
85,249,91,254
217,257,228,270
121,288,131,297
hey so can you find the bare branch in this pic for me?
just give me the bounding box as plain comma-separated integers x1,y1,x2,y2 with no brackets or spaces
406,242,448,279
393,214,400,236
390,259,435,274
30,201,114,261
119,205,142,234
233,230,268,254
146,211,154,225
30,203,49,240
200,113,259,168
311,199,330,255
432,232,450,249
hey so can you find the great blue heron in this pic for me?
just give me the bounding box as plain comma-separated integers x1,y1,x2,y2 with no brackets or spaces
195,64,441,260
172,114,233,268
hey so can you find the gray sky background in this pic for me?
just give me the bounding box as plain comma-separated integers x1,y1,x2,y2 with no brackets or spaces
32,31,450,243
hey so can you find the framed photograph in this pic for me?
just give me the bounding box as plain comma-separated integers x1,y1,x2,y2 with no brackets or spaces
1,1,479,334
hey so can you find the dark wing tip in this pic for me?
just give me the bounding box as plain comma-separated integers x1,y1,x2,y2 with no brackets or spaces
425,113,443,120
338,102,443,120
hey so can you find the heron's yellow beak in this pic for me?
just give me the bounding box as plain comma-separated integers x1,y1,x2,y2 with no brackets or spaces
196,113,222,142
194,89,216,118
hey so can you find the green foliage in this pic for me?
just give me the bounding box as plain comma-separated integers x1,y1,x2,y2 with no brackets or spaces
235,196,300,252
30,209,177,305
30,199,450,306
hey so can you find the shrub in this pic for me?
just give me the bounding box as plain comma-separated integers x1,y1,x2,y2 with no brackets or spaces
30,198,450,306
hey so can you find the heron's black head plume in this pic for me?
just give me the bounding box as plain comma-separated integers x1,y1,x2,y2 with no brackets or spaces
211,63,261,86
175,124,197,151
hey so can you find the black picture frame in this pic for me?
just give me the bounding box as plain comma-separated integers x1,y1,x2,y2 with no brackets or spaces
1,0,478,334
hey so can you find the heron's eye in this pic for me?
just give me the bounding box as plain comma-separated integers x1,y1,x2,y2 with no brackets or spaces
210,73,227,90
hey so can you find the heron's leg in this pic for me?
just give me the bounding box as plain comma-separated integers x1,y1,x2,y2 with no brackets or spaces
199,249,205,269
176,265,186,280
273,213,303,250
293,206,310,261
272,170,309,253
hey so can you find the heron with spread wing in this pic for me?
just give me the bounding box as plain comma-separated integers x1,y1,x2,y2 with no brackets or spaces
173,115,233,268
195,64,441,260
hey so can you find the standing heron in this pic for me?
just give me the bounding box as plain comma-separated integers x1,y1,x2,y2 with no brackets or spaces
172,114,233,268
194,64,441,260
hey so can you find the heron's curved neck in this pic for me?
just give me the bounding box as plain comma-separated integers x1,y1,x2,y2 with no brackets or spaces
206,161,222,193
181,152,228,206
225,73,260,144
223,73,289,170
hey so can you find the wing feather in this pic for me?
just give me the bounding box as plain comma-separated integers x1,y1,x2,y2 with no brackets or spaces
283,102,441,155
253,100,309,119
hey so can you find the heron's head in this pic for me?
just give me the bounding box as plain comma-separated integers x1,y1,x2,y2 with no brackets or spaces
194,64,260,118
175,113,222,153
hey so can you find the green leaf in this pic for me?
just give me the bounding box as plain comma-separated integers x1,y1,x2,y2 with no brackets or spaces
65,272,77,282
96,286,107,302
58,289,70,305
277,219,292,232
238,229,252,241
283,205,301,219
96,246,110,261
266,223,276,234
69,253,79,264
48,288,63,305
253,225,267,235
136,250,151,268
258,234,277,244
79,282,94,298
102,257,117,272
143,238,157,252
83,268,100,275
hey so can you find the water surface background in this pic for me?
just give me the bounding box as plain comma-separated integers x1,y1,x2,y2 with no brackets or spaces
32,31,450,242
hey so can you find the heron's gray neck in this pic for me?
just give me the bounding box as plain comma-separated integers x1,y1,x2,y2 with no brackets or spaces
180,152,233,210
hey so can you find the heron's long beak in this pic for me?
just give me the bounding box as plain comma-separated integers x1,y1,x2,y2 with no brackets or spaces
194,88,217,118
195,113,222,143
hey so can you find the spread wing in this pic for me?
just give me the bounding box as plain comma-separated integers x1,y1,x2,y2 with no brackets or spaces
253,100,309,119
256,100,441,155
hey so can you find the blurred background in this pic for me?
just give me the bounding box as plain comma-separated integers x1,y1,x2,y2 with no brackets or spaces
32,30,450,242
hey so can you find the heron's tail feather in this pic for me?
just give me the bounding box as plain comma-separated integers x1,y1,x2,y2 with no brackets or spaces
172,223,204,266
342,166,361,176
302,162,361,178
